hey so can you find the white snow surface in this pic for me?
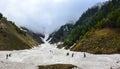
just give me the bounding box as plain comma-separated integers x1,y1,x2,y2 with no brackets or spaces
0,39,120,69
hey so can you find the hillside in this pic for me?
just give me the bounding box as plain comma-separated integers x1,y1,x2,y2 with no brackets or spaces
62,0,120,53
47,23,73,44
0,14,40,50
71,28,120,54
21,27,44,44
71,7,120,54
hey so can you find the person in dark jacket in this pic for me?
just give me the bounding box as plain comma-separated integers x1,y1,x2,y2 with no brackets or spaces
6,54,8,59
84,52,86,58
72,53,74,58
66,53,69,56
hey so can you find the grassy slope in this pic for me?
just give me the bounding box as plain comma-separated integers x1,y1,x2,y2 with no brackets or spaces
65,0,120,54
0,18,37,50
64,0,120,50
71,28,120,54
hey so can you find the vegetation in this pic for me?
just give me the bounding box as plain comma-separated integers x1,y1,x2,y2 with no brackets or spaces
21,27,44,44
63,0,120,51
0,14,38,50
71,28,120,54
0,13,3,19
9,21,26,36
47,23,73,44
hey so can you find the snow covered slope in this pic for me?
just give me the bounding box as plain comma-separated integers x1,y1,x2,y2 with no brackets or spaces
0,38,120,69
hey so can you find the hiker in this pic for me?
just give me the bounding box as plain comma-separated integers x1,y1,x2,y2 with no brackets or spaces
84,52,86,58
6,54,8,59
72,53,74,58
66,53,69,56
9,53,11,57
50,50,53,53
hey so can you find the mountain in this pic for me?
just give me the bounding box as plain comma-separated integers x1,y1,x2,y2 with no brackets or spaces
71,28,120,54
21,27,45,44
47,23,74,44
63,0,120,54
0,14,39,50
64,4,102,48
44,0,120,54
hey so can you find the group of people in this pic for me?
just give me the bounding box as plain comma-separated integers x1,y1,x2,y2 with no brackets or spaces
49,49,87,58
66,52,86,58
66,52,74,57
6,53,11,59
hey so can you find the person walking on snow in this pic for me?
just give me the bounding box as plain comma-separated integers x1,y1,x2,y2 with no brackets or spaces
72,53,74,57
6,54,8,59
84,52,86,58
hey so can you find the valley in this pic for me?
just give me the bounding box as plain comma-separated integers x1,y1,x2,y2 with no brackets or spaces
0,37,120,69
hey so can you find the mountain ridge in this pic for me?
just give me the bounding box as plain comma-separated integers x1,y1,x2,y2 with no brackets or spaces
0,14,43,50
21,27,45,44
48,0,120,54
47,23,74,44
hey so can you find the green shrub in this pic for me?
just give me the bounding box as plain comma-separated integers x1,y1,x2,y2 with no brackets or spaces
0,13,3,19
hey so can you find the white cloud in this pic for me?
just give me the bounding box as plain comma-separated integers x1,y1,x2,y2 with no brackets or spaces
0,0,108,34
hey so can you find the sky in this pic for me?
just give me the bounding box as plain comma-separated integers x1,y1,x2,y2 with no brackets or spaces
0,0,108,34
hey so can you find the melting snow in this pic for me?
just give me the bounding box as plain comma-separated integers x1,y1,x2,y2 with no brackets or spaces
0,37,120,69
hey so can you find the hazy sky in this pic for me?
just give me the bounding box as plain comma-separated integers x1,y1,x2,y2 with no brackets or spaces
0,0,107,34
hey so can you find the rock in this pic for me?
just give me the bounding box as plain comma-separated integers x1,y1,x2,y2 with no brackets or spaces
38,64,78,69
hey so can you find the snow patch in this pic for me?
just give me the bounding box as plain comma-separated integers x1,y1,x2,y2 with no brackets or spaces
0,42,120,69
